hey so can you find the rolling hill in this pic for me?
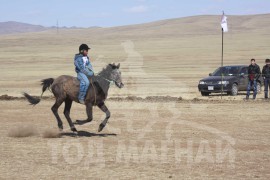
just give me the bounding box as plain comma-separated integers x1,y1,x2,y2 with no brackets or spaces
0,21,48,35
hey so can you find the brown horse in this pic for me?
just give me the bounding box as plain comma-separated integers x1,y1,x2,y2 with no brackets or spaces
24,63,124,133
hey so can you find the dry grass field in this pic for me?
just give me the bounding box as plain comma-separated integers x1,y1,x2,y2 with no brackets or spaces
1,99,270,179
0,14,270,179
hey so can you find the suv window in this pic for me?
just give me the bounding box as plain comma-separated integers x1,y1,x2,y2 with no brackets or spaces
239,67,248,75
212,66,241,76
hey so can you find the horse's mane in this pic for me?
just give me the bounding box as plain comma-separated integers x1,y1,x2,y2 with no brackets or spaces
92,63,118,97
97,63,118,78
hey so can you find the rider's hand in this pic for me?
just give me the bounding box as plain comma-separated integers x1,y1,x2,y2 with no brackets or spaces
86,66,95,75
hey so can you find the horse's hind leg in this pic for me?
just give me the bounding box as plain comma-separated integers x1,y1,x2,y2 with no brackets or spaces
51,98,65,131
63,98,77,132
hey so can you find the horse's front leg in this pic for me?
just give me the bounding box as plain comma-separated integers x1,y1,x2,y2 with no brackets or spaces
86,103,93,122
97,102,110,132
74,103,93,125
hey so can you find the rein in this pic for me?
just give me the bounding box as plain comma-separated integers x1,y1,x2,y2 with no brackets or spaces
88,66,115,86
90,78,97,105
89,73,115,105
88,67,117,105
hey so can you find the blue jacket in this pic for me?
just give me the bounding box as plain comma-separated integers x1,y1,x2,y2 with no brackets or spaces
74,54,94,77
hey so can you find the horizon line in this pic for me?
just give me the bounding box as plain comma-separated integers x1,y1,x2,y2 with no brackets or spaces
1,13,270,29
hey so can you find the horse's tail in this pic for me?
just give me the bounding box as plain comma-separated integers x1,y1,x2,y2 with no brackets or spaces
23,78,54,105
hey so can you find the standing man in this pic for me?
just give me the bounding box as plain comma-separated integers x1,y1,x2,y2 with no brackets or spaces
262,59,270,99
246,59,261,100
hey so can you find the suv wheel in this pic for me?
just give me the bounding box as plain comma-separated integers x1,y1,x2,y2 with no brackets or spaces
230,83,238,96
201,92,210,96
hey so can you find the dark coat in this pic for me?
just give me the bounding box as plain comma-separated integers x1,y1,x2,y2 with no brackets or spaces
262,64,270,79
248,64,261,80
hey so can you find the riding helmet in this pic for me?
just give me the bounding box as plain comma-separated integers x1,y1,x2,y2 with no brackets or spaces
79,44,90,51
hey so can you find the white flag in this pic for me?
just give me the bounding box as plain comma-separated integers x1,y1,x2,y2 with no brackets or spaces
221,12,228,32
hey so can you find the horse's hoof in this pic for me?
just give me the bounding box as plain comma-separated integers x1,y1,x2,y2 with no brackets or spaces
58,125,63,131
71,127,77,132
98,124,105,132
73,131,78,136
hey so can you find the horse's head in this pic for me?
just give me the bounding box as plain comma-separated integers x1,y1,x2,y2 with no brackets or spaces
108,63,124,88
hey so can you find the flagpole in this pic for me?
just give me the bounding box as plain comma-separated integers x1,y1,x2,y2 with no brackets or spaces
222,28,224,67
220,11,227,100
221,27,224,99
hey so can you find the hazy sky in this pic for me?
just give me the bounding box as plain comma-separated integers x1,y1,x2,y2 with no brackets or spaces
0,0,270,27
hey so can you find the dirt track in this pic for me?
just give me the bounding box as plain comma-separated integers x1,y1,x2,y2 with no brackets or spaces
0,99,269,179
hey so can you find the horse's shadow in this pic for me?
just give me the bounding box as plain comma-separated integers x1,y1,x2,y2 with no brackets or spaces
61,131,117,138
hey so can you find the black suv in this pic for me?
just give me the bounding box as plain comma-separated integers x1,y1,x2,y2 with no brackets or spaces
198,65,263,96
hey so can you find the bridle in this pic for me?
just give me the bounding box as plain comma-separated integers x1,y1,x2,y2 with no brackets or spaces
95,74,115,86
87,66,117,86
88,67,122,104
